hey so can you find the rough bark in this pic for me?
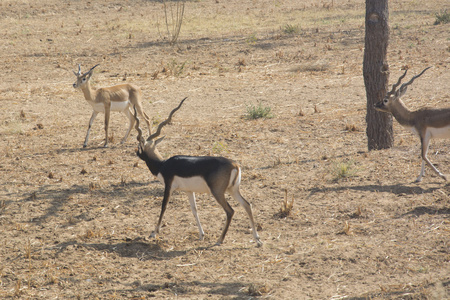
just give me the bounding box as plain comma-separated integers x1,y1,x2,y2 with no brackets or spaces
363,0,393,150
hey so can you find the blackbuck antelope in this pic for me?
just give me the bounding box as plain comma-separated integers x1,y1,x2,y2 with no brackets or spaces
133,98,262,246
73,64,151,148
375,67,449,182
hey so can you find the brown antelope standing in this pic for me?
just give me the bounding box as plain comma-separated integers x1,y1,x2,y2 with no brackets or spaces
133,98,262,246
72,64,152,148
375,67,450,182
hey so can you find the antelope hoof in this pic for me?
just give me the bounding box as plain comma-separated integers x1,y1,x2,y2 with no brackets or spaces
149,231,157,239
83,144,87,148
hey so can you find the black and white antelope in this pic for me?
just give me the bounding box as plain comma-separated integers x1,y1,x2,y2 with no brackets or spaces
73,64,152,148
375,67,449,182
133,98,262,246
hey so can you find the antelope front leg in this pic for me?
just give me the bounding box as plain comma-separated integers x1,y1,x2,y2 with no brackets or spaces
212,191,234,246
150,186,172,239
84,111,99,148
423,156,447,181
186,192,205,240
418,134,448,182
103,103,111,147
416,160,426,183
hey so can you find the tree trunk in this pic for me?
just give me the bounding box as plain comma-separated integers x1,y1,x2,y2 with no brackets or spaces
363,0,393,150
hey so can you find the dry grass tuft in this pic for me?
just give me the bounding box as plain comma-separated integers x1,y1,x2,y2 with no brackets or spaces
275,189,295,218
345,123,360,132
28,192,37,201
81,228,103,240
350,206,363,218
67,215,77,225
89,182,100,190
24,239,32,259
14,279,22,297
248,283,270,296
314,105,321,113
289,60,330,73
108,133,115,144
339,221,352,235
237,58,246,66
1,199,7,212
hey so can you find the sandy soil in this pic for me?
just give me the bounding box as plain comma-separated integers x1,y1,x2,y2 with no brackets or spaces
1,0,449,299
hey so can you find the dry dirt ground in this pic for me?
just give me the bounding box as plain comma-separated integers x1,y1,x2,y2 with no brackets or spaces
1,0,449,299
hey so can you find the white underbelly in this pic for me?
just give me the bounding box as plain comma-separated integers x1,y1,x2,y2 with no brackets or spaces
405,125,450,139
91,101,130,113
429,126,450,139
157,174,211,194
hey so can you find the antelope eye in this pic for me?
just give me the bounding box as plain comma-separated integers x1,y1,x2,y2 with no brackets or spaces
383,99,388,104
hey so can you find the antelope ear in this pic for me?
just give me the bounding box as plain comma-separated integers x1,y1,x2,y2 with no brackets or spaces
398,86,408,97
155,136,165,146
75,64,81,76
139,139,146,150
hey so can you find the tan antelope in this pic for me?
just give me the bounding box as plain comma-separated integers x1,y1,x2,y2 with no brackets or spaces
375,67,449,182
133,98,262,247
72,64,152,148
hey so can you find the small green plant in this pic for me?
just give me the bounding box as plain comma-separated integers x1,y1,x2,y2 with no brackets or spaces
282,24,300,34
212,141,228,154
245,102,274,120
163,59,187,77
246,33,258,44
152,113,162,126
332,160,358,181
434,10,450,25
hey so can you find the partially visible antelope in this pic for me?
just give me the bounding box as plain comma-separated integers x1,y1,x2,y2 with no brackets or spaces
375,67,449,182
133,98,262,247
72,64,152,148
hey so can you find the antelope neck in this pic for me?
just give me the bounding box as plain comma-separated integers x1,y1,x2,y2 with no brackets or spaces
390,99,415,127
139,151,164,176
80,82,96,102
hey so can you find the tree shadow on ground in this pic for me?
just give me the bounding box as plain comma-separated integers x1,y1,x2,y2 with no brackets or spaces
402,206,450,217
47,238,187,261
19,180,159,226
307,182,441,197
102,280,250,299
347,278,450,300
